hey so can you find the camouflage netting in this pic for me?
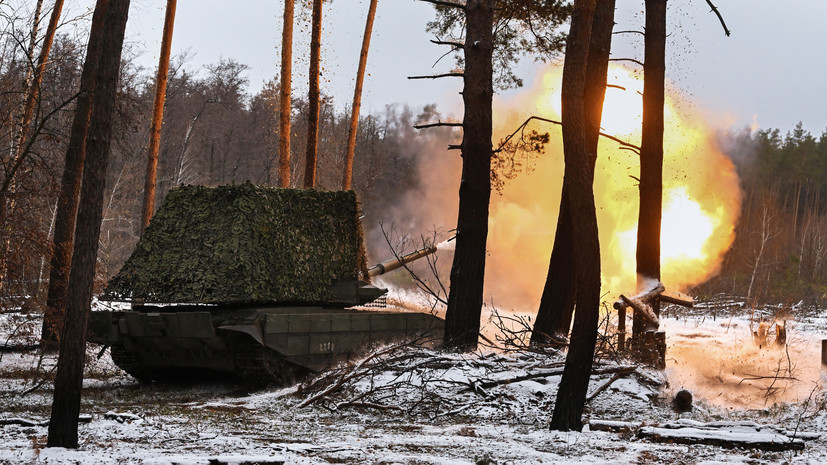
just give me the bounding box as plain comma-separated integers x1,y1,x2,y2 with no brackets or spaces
103,183,370,304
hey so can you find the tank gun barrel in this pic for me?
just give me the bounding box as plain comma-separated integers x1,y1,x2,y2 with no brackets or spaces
368,244,438,277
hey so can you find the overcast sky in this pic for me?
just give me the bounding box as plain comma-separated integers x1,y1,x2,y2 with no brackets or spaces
64,0,827,134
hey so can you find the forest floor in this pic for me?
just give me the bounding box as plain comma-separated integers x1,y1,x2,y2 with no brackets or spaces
1,297,827,464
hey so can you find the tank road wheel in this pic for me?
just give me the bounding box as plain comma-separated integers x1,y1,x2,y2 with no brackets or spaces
109,345,157,383
232,338,308,387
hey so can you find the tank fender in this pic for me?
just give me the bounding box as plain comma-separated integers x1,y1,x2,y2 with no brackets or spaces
218,325,264,345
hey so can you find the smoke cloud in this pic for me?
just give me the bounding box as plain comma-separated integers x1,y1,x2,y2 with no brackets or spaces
375,63,742,314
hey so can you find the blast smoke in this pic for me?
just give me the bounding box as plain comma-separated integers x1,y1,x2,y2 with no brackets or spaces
436,238,456,252
373,63,741,313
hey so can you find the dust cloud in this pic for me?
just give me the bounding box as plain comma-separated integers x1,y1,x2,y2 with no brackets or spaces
663,317,823,408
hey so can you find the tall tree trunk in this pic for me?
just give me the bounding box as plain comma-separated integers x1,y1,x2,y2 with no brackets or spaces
342,0,378,190
23,0,45,83
41,0,110,348
633,0,666,339
304,0,323,189
47,0,129,448
532,0,614,345
277,0,294,188
443,0,493,351
140,0,176,232
0,0,54,293
549,0,602,432
14,0,65,159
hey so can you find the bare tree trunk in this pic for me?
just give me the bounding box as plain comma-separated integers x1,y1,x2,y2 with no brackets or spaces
532,0,614,345
443,0,493,351
747,201,777,300
304,0,323,189
342,0,378,190
14,0,65,158
140,0,176,232
47,0,129,448
24,0,45,82
634,0,666,339
41,0,110,348
0,0,58,293
277,0,294,188
549,0,601,432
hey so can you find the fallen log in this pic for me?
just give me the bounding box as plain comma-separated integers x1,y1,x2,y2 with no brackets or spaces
0,414,92,427
659,292,694,307
104,411,141,423
589,419,640,433
638,424,805,451
592,418,817,450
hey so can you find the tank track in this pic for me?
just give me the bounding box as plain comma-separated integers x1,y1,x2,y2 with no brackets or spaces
109,345,159,383
232,338,308,387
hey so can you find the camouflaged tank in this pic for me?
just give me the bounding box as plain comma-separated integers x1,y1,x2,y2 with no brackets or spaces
88,183,444,385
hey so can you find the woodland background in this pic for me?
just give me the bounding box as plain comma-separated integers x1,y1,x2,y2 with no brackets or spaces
2,28,827,312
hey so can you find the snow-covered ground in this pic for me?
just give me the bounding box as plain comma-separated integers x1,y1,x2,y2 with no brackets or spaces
2,300,827,464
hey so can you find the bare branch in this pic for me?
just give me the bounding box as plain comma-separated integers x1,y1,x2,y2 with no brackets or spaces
495,115,641,154
407,72,464,80
414,121,462,129
430,39,464,49
613,30,645,36
417,0,466,9
586,366,636,402
704,0,731,37
609,58,644,67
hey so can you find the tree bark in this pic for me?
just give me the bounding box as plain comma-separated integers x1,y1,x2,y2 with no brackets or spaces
0,0,58,293
14,0,65,160
140,0,176,232
304,0,323,189
443,0,493,351
342,0,378,190
47,0,129,448
42,0,109,347
532,0,614,346
549,0,602,432
277,0,294,188
634,0,666,339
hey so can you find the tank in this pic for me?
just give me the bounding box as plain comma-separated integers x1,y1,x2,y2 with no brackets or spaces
87,183,444,385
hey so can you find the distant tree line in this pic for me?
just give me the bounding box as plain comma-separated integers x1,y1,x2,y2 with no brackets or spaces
699,124,827,305
0,31,454,309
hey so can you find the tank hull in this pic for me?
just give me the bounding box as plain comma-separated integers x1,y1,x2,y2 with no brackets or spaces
88,306,444,384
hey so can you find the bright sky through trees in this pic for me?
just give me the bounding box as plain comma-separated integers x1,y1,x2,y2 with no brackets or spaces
61,0,827,132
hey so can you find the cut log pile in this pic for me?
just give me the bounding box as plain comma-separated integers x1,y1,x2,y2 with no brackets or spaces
612,281,694,365
613,281,695,328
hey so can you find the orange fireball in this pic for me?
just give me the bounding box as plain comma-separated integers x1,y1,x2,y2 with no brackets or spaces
482,64,741,308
